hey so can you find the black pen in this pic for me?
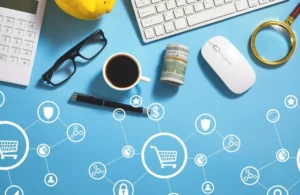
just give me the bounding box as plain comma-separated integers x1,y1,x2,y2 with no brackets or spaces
71,92,149,115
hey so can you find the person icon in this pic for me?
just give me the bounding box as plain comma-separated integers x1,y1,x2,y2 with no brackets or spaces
48,176,55,184
205,184,212,192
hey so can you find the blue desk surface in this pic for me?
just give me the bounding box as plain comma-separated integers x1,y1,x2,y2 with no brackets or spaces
0,0,300,194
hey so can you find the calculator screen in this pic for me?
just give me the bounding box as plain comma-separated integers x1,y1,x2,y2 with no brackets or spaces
0,0,38,14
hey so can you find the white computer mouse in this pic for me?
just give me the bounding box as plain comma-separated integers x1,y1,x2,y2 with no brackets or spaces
202,36,256,94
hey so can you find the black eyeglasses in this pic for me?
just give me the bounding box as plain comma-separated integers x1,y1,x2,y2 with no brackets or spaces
42,29,107,86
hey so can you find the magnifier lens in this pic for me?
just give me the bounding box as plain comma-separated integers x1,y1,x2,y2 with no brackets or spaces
254,25,291,61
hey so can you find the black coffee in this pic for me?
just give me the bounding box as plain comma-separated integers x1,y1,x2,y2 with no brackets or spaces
106,55,139,88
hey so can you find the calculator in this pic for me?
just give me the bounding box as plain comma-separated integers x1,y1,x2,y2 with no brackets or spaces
0,0,46,86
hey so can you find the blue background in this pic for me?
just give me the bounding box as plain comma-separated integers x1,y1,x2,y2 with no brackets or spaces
0,0,300,194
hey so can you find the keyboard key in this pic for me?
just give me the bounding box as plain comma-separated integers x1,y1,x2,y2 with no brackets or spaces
174,18,187,30
164,11,174,21
141,14,164,27
138,6,156,17
26,31,36,39
164,22,175,33
8,56,18,64
16,19,26,28
156,2,167,12
184,5,194,15
214,0,224,5
174,8,184,18
204,0,214,9
225,0,234,2
152,0,161,2
21,49,32,58
187,0,196,3
187,3,236,26
4,17,15,25
27,22,37,30
235,0,248,11
10,47,20,55
1,36,11,44
24,40,34,48
14,29,25,37
135,0,151,7
0,54,7,62
258,0,268,4
20,59,30,67
166,0,176,9
176,0,186,6
154,25,165,36
194,2,204,12
12,38,22,46
3,26,13,34
0,45,9,53
248,0,258,7
144,28,155,39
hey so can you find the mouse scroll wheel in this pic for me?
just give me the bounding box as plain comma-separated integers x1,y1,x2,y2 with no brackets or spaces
213,45,220,52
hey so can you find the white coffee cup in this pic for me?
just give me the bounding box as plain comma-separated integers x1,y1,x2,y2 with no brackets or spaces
103,53,151,91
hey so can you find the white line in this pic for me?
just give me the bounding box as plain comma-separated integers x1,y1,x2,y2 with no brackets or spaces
184,131,197,142
215,130,224,139
259,160,278,171
135,153,141,156
290,157,296,160
30,148,37,150
106,156,124,166
7,170,12,185
188,157,194,160
166,179,172,193
58,118,68,128
202,167,207,181
288,180,300,191
45,157,50,173
25,119,40,131
208,148,224,158
258,182,268,191
51,138,69,148
157,121,162,132
134,172,148,185
273,123,283,148
105,177,115,185
120,121,129,145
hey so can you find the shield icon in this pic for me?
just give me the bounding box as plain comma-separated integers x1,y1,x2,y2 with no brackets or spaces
43,107,54,120
201,119,211,131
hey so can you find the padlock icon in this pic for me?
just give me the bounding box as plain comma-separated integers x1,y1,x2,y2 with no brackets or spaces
119,183,129,195
273,189,282,195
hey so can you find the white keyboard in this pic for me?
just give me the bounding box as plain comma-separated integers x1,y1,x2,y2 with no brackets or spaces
0,0,46,86
131,0,287,43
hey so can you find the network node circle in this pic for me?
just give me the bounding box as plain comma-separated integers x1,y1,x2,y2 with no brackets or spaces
267,185,289,195
141,132,188,179
276,149,290,163
67,123,86,143
113,108,126,121
147,103,165,121
113,180,134,195
44,173,58,187
223,134,241,153
284,95,298,109
0,90,5,107
194,154,208,167
130,95,143,108
37,101,60,124
37,143,51,158
240,166,260,186
5,185,24,195
202,181,215,194
89,162,107,180
0,121,29,171
195,114,216,135
266,109,280,123
122,145,135,158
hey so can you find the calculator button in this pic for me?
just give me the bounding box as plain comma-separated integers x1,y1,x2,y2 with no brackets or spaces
20,59,30,66
25,31,36,39
12,38,22,46
0,45,9,53
2,26,13,34
14,29,25,37
8,56,19,64
10,47,20,55
1,36,11,44
24,40,34,48
4,17,15,26
0,54,7,62
21,49,32,58
16,19,26,28
27,22,37,30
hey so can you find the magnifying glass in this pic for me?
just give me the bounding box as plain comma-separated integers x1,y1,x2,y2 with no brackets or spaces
250,3,300,66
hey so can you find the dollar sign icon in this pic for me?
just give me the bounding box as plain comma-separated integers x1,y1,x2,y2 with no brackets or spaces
152,106,160,118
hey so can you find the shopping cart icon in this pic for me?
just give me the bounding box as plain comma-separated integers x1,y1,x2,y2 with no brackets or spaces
150,146,177,169
0,140,18,160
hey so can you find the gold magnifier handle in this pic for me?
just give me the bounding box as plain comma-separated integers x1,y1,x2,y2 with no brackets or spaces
285,3,300,26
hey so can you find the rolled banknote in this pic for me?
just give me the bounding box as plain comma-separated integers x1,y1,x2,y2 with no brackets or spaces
160,44,189,86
